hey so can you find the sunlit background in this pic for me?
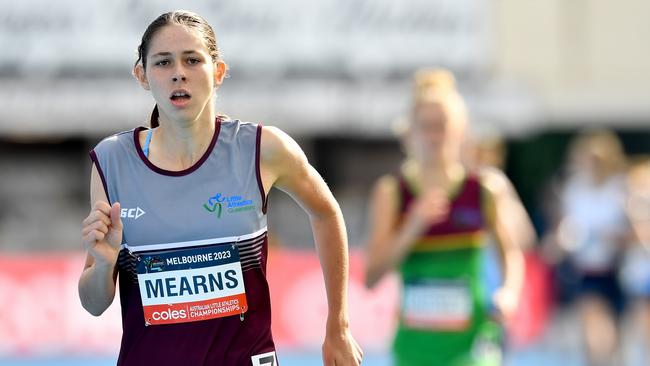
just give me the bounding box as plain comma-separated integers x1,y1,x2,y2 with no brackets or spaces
1,0,650,365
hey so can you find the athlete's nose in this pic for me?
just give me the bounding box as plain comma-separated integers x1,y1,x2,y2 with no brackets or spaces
172,65,187,82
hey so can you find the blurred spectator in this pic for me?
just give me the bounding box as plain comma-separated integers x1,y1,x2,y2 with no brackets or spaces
620,158,650,364
543,130,630,366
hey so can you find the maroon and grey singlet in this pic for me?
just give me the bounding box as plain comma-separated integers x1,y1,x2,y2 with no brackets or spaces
90,119,278,365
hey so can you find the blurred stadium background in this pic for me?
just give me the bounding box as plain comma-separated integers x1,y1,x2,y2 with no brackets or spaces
1,0,649,365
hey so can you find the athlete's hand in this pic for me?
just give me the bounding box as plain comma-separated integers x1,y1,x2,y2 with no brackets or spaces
491,286,519,324
82,201,123,267
406,188,450,230
322,326,363,366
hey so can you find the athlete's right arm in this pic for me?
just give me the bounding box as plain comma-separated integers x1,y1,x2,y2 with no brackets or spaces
78,164,123,316
364,176,448,289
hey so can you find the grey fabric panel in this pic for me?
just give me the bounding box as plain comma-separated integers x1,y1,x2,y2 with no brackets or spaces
91,120,267,250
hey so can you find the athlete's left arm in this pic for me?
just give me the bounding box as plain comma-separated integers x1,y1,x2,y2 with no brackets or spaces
259,126,362,366
480,167,528,322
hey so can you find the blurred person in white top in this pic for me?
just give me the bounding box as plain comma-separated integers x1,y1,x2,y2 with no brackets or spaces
549,130,630,366
620,159,650,364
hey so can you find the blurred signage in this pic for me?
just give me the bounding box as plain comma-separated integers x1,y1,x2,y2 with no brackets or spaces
0,0,512,138
0,249,547,356
0,250,398,356
0,0,491,78
0,254,122,356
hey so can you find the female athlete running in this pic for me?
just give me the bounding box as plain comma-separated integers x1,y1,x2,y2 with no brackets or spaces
365,69,525,366
78,10,362,366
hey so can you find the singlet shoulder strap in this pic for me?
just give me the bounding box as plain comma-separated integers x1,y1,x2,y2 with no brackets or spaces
142,128,153,158
395,174,413,214
463,172,481,192
459,172,481,202
465,171,490,224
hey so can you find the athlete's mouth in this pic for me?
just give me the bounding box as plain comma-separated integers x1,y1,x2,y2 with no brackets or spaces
170,89,192,101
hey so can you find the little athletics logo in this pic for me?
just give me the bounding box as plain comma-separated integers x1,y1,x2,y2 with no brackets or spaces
203,193,256,218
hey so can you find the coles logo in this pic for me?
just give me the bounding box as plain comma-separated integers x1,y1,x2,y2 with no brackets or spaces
151,309,187,321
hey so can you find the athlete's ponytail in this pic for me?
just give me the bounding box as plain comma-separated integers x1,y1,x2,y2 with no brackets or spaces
150,105,159,128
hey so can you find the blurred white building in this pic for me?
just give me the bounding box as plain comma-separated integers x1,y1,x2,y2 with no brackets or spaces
0,0,648,250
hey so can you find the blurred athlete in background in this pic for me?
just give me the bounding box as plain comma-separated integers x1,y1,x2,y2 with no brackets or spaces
365,68,526,366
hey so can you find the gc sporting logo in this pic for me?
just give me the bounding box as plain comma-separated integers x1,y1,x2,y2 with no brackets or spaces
121,206,146,220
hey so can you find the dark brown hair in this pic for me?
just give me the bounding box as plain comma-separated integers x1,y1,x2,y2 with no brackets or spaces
135,10,222,128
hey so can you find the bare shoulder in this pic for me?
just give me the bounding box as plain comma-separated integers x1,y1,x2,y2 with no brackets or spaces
369,174,401,213
478,166,513,197
259,125,305,166
258,125,310,191
373,174,399,197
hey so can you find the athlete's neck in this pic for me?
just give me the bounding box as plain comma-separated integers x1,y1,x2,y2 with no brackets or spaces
151,111,216,169
405,158,465,192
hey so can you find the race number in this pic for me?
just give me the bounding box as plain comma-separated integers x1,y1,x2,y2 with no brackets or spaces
402,279,472,331
251,351,278,366
135,243,247,325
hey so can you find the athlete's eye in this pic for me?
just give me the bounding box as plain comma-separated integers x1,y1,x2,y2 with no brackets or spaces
187,58,201,65
154,59,170,66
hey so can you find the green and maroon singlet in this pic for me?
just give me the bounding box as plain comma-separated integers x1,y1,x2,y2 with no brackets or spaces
393,173,502,366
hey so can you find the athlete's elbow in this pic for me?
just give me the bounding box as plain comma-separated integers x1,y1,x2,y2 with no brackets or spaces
364,264,382,289
85,305,107,317
308,200,341,222
80,296,109,316
364,275,377,290
79,284,111,316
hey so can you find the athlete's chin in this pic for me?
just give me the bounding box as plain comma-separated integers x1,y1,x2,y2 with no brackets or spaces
168,108,202,123
416,147,444,161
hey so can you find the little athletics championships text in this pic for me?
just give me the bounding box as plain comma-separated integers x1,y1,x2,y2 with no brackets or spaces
189,299,241,317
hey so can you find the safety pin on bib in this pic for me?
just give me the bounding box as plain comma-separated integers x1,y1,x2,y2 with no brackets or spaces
231,241,245,322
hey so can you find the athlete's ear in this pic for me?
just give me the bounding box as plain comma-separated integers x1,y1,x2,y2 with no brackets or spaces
213,61,227,88
133,64,150,90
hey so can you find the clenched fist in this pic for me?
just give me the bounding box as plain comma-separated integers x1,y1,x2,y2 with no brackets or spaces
81,201,123,266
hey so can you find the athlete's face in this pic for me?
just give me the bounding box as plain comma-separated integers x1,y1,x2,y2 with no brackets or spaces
408,101,465,164
409,102,450,159
135,24,226,123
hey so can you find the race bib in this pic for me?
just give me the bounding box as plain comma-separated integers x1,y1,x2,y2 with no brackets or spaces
402,280,472,331
251,351,278,366
135,243,248,326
